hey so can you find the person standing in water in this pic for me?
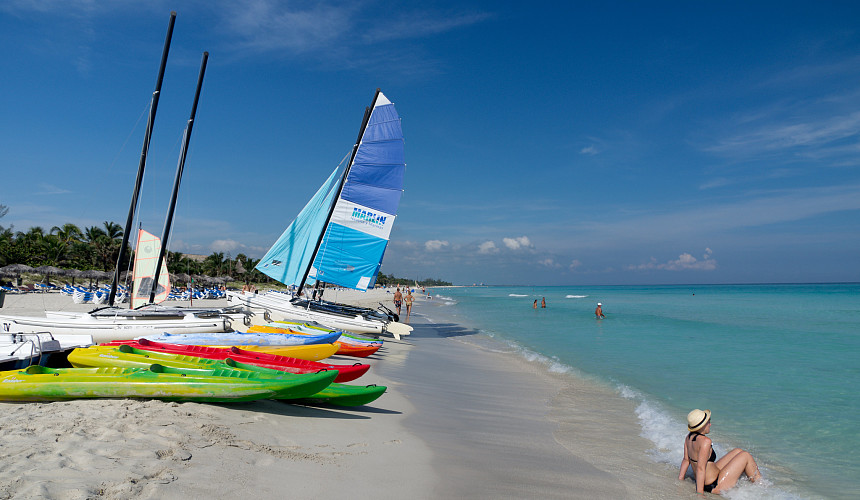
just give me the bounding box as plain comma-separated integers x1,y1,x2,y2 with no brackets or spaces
533,299,538,309
679,409,761,494
541,297,546,308
595,302,605,319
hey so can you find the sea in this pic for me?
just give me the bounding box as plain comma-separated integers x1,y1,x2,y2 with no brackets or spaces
426,283,858,500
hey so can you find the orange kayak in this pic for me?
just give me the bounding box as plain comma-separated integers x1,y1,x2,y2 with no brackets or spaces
248,325,381,358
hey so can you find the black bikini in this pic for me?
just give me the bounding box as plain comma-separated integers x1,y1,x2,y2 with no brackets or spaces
688,432,719,492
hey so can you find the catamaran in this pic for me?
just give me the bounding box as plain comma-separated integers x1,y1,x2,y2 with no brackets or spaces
0,13,247,341
228,89,412,339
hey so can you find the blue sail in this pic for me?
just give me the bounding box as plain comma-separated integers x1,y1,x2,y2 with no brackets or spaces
256,91,405,291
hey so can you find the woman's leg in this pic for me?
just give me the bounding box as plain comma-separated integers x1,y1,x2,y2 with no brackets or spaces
713,451,760,493
714,448,743,469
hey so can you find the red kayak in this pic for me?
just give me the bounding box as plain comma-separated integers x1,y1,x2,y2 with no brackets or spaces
101,339,370,383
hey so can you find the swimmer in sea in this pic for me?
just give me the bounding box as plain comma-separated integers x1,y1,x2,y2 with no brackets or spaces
595,302,605,319
678,409,761,495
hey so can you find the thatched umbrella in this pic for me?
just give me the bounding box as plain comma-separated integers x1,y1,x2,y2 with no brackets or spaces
0,263,36,287
79,269,111,288
35,265,65,284
171,272,191,284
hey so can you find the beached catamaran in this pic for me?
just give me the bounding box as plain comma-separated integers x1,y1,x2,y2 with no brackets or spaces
0,13,244,342
228,89,412,339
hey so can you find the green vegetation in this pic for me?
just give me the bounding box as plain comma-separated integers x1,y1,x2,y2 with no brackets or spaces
376,272,451,287
0,206,267,285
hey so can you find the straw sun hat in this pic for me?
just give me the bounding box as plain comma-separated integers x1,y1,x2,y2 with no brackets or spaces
687,409,711,432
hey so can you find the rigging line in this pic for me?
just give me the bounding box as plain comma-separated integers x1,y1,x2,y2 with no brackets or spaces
106,102,150,174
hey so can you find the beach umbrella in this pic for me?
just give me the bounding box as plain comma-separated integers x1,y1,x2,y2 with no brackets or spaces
173,272,191,283
66,269,83,286
34,265,65,285
0,263,35,286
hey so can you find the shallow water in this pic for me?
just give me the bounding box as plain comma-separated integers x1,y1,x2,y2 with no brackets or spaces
425,283,859,500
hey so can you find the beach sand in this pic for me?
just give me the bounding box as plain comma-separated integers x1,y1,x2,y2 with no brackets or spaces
0,289,686,499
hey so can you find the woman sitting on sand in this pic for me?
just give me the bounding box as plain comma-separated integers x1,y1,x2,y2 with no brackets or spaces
679,409,761,494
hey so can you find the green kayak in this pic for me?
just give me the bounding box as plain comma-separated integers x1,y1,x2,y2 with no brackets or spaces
71,345,386,406
0,364,336,403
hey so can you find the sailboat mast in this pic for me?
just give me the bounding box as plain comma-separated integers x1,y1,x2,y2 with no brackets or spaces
149,51,209,304
108,11,176,307
296,88,380,297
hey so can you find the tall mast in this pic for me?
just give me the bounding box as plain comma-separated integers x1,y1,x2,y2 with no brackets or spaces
149,52,209,304
109,11,176,307
296,88,380,297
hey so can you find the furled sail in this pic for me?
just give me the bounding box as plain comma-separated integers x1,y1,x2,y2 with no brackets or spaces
257,91,405,291
131,229,171,308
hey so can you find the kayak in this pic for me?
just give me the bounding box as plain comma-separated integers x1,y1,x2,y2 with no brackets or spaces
101,339,370,382
214,343,338,361
0,364,335,403
69,346,384,406
136,330,341,346
263,320,383,346
226,360,387,407
248,325,381,358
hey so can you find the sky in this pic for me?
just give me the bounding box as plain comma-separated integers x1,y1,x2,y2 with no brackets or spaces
1,1,859,286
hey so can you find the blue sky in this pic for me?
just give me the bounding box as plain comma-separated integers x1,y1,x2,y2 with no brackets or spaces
1,1,859,285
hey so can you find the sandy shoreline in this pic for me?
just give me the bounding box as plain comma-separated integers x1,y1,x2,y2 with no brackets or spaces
0,289,685,498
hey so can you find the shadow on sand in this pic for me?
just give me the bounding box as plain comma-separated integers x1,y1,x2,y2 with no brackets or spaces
430,323,481,338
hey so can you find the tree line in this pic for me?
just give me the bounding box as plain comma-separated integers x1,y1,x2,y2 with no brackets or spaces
376,272,452,287
0,204,265,284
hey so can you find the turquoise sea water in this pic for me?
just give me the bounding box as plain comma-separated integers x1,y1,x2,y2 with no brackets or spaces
427,284,858,499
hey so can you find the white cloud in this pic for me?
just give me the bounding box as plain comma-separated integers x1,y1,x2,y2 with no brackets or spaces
477,241,498,254
629,248,717,271
503,236,533,250
538,258,558,267
210,239,244,253
569,259,582,270
425,239,450,251
580,145,598,155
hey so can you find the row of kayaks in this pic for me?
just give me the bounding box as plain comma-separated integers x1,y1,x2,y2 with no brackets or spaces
0,321,387,406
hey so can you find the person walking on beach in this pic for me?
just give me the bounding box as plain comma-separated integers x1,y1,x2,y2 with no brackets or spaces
678,409,761,495
393,288,403,316
404,290,414,323
541,297,546,308
595,302,605,319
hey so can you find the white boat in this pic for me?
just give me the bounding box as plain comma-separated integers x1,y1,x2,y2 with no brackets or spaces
244,90,413,340
228,289,400,336
0,332,94,370
0,310,233,344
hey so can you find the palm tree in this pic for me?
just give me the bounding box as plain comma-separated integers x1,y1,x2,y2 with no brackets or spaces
50,223,83,266
202,252,225,277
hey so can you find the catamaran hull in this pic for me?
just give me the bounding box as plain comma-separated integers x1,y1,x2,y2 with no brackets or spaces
227,291,388,336
0,313,231,343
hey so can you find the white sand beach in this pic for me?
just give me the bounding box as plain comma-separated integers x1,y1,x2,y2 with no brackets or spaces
0,289,685,499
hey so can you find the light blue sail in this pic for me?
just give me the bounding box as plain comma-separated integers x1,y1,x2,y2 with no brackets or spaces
256,165,344,285
256,91,405,291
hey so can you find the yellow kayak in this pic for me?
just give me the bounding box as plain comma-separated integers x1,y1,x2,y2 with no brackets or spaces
202,343,338,361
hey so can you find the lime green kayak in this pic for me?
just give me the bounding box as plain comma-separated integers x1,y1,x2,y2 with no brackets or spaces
71,345,386,406
0,364,335,403
226,359,387,407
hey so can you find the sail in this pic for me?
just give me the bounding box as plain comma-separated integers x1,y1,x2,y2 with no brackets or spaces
131,229,171,308
257,91,405,291
257,165,344,285
311,92,404,290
